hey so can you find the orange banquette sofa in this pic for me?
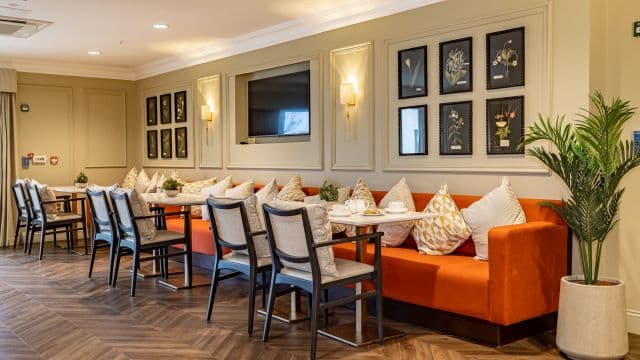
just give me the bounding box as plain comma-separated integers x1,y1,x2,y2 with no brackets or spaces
165,184,569,345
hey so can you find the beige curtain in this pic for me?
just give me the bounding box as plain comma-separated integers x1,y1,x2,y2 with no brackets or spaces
0,92,17,247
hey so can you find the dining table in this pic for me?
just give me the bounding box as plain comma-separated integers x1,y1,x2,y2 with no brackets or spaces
322,210,434,347
50,185,92,255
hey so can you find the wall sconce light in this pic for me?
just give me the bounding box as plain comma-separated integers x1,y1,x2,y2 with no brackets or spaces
201,103,214,145
340,82,356,140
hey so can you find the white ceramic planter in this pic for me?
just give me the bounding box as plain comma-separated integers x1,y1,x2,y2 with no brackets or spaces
74,182,88,188
557,275,628,359
163,189,179,197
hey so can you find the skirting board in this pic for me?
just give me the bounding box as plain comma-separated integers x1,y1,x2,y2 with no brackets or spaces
627,310,640,335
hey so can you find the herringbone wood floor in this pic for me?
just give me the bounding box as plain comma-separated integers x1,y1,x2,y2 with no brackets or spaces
0,245,638,360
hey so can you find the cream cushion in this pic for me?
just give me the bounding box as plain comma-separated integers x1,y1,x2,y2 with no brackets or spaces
268,198,338,277
225,179,254,199
181,177,217,218
201,176,233,220
276,175,305,201
155,174,167,191
114,188,156,242
346,178,377,236
413,184,471,255
170,170,181,181
135,169,151,194
145,172,159,193
461,177,526,261
377,178,416,247
122,167,138,189
255,178,278,228
37,184,60,219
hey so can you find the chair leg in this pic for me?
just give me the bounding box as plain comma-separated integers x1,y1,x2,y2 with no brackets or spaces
323,289,329,328
261,272,267,309
38,227,46,260
107,242,116,286
112,246,122,287
248,267,257,335
82,223,89,255
27,226,36,255
88,238,98,278
66,226,72,253
205,257,220,322
130,250,140,297
53,228,57,248
23,222,31,254
376,275,384,345
261,272,277,342
310,291,319,360
13,219,21,250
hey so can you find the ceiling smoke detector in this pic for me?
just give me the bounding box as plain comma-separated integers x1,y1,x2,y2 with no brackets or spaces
0,15,51,38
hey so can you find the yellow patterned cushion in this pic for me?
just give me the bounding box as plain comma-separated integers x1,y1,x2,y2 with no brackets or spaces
276,175,305,201
122,167,138,189
413,184,471,255
377,178,416,247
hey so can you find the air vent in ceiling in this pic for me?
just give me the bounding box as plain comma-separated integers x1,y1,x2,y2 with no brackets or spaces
0,16,51,38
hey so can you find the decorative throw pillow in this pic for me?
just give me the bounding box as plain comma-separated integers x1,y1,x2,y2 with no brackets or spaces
179,177,216,218
120,188,156,242
225,179,254,199
346,178,377,236
377,178,416,246
122,167,138,189
413,184,471,255
156,173,167,191
461,177,526,261
211,195,270,258
255,178,278,228
145,172,160,193
276,175,305,201
135,169,151,194
170,170,181,181
37,184,60,219
268,198,338,277
201,176,233,220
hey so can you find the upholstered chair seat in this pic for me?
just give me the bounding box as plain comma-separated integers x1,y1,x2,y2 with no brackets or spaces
280,258,373,284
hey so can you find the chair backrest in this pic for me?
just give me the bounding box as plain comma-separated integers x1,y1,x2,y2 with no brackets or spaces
11,183,30,219
86,189,115,235
262,204,319,275
25,183,46,221
109,190,140,244
205,198,254,257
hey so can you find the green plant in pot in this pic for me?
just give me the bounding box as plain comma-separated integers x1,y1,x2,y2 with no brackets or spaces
522,92,640,359
319,181,339,202
74,171,89,188
162,178,182,197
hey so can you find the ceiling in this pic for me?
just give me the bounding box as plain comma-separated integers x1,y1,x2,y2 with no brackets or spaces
0,0,443,80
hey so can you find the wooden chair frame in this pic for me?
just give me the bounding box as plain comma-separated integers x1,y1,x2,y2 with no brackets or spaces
86,189,119,285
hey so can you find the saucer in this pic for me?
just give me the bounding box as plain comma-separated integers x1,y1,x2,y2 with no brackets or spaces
385,207,408,214
329,210,351,217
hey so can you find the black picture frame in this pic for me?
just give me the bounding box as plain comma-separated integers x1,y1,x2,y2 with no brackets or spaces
398,46,427,99
486,96,525,155
146,96,157,126
174,90,187,123
440,101,473,155
160,93,172,124
398,104,428,156
439,37,473,94
146,130,157,159
486,27,525,90
175,126,188,158
161,128,172,158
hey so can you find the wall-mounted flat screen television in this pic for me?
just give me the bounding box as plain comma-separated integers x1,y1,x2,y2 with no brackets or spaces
248,70,310,137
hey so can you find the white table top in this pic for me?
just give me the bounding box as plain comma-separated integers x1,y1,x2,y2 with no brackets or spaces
50,185,89,194
328,211,433,226
142,192,208,206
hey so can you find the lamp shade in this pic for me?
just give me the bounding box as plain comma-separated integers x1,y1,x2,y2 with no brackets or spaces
201,104,212,121
339,83,356,106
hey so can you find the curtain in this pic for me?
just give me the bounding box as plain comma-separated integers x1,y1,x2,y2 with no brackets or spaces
0,92,17,247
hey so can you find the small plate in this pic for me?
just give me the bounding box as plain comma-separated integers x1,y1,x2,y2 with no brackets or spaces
329,211,351,217
385,208,408,214
363,211,383,216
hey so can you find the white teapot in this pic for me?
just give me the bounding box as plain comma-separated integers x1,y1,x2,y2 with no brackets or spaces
345,199,371,213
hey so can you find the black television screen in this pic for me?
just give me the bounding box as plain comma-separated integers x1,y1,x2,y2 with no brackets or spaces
248,70,310,137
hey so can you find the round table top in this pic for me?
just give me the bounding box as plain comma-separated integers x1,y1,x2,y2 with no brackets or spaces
142,192,208,206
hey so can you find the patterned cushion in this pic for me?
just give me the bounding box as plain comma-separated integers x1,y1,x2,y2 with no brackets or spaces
276,175,305,201
122,167,138,189
201,176,233,220
170,170,181,181
38,185,60,219
255,178,278,228
146,172,160,193
377,178,416,246
268,199,338,277
225,179,254,199
346,178,376,236
135,169,151,194
181,177,217,218
413,184,471,255
113,188,156,242
461,177,526,260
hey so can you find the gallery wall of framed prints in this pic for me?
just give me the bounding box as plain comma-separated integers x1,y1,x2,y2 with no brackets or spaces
385,6,547,173
142,83,194,168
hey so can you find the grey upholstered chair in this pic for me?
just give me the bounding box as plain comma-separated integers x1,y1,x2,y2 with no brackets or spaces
11,183,31,251
86,189,119,285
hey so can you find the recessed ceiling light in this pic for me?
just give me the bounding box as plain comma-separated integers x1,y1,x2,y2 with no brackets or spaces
152,24,168,30
87,50,101,55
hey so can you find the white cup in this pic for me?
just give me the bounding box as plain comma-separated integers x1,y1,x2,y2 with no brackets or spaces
388,201,405,210
332,204,349,214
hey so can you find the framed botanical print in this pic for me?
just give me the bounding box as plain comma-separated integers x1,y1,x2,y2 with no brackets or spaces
398,46,427,99
146,96,157,126
175,127,188,158
161,128,172,158
160,93,172,124
439,37,473,94
486,27,525,89
486,96,525,154
398,105,427,156
440,101,472,155
147,130,158,159
174,90,187,123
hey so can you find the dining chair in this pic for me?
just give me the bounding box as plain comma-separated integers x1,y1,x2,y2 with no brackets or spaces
204,197,273,335
86,189,119,285
11,183,31,251
261,204,384,360
109,190,191,297
25,183,89,260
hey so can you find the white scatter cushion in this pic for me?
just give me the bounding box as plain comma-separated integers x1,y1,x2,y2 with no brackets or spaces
170,170,181,181
377,178,416,247
121,167,138,189
255,178,278,228
146,172,159,193
15,178,30,185
304,195,348,234
225,179,254,199
346,178,377,236
337,186,351,204
89,184,118,193
303,194,321,204
156,174,167,191
276,175,305,201
135,169,151,194
268,199,338,277
201,176,233,220
461,177,526,261
121,189,156,242
37,185,60,219
182,177,217,194
413,185,471,255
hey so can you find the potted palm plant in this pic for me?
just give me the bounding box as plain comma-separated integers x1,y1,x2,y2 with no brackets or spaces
522,92,640,359
162,178,182,197
74,171,89,188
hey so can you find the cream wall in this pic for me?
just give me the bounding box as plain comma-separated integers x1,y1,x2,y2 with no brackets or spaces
16,72,138,186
